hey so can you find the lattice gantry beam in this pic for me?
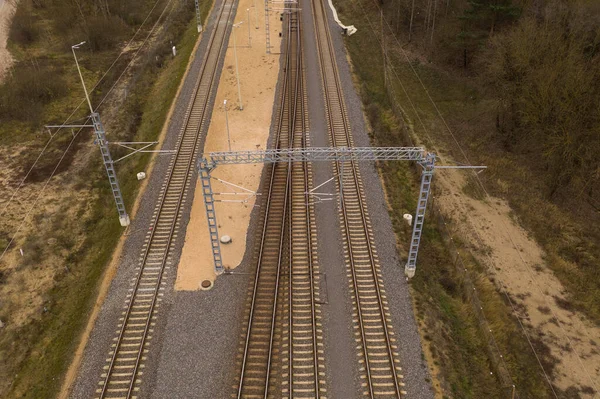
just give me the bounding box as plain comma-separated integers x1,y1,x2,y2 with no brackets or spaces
204,146,426,166
198,146,427,276
197,147,483,277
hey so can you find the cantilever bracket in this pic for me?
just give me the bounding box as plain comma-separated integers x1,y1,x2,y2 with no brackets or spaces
111,142,174,163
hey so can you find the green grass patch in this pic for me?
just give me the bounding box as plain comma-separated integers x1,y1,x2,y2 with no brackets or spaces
4,6,211,397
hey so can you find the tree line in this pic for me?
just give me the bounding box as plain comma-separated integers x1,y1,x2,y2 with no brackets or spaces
381,0,600,202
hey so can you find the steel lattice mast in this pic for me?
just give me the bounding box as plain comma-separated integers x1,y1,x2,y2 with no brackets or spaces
197,146,449,277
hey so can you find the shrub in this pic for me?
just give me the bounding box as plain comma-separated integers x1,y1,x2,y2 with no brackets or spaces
8,1,40,46
0,63,67,123
86,15,128,51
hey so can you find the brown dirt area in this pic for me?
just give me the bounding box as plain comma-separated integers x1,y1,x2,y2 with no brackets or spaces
0,0,14,81
0,142,93,330
434,168,600,395
0,138,97,394
175,1,282,290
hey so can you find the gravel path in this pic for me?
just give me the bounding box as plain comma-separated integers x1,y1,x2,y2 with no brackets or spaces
70,0,237,395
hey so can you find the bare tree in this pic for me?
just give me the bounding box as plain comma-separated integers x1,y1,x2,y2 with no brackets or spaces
430,0,438,43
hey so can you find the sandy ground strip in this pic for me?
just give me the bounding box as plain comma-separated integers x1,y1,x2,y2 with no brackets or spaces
435,169,600,396
0,0,14,81
175,2,282,290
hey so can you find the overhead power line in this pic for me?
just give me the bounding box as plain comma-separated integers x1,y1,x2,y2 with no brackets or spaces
0,0,177,263
352,0,599,395
0,0,168,218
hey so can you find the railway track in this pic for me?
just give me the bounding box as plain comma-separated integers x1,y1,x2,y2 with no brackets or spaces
236,5,325,398
95,0,237,397
310,0,406,396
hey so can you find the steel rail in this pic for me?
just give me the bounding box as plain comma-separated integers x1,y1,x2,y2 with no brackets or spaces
237,6,323,397
236,11,295,398
286,7,322,398
310,0,403,396
98,0,236,396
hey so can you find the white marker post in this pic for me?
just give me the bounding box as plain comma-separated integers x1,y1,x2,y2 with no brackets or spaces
247,9,252,47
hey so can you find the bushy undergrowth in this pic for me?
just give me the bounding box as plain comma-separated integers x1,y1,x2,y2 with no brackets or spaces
336,0,559,396
371,0,600,326
0,64,67,123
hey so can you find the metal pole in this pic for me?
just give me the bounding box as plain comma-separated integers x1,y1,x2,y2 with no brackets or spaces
72,42,93,114
409,0,415,42
381,9,385,86
232,24,243,110
247,9,252,47
198,161,224,274
91,112,131,227
339,161,344,210
72,42,130,227
224,100,232,151
405,153,435,277
265,0,270,53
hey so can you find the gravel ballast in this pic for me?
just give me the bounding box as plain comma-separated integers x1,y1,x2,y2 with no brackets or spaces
71,0,434,396
301,0,436,397
70,1,237,396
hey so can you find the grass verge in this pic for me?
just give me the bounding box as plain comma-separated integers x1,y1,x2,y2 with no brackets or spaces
336,0,558,396
4,3,212,396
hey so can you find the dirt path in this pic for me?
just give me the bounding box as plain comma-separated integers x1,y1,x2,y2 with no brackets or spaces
0,0,14,81
174,2,282,290
435,169,600,396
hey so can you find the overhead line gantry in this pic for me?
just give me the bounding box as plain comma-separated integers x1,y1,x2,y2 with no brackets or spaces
198,145,485,278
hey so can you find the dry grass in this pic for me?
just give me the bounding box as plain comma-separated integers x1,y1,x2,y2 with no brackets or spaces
335,0,573,396
0,0,211,395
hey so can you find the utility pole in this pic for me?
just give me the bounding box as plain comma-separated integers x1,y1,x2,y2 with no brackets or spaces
265,0,271,53
405,153,435,277
409,0,415,42
72,41,130,226
430,0,438,44
232,22,244,110
381,9,386,86
254,0,259,29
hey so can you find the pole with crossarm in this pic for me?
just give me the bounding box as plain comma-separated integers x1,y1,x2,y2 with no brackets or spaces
405,152,434,277
72,41,130,226
49,42,173,226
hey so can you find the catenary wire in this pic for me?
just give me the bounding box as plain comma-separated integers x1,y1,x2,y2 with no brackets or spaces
0,0,176,264
354,0,599,395
348,0,560,396
0,0,168,218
